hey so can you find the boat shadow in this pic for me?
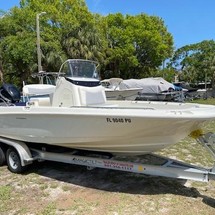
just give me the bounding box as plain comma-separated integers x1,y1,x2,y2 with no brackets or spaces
25,160,215,208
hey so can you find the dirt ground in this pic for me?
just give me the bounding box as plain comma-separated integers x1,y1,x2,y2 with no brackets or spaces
0,138,215,215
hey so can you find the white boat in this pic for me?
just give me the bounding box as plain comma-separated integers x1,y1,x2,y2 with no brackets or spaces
0,59,215,156
101,78,142,100
122,77,180,101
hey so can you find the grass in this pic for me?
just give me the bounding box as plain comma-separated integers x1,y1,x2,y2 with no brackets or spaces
38,203,56,215
0,185,12,201
190,97,215,105
0,185,12,212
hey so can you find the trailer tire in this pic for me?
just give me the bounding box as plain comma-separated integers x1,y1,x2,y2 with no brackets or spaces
0,146,6,166
6,147,26,173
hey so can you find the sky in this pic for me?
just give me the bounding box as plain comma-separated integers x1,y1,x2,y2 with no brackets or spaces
1,0,215,49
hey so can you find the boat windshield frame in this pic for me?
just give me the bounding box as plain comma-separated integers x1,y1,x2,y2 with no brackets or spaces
58,59,100,79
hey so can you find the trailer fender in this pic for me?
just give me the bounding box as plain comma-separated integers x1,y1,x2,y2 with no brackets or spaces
0,137,33,166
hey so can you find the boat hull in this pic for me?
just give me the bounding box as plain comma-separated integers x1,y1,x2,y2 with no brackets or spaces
0,101,214,155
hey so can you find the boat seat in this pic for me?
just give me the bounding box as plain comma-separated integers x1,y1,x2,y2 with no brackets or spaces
78,86,107,106
22,84,56,96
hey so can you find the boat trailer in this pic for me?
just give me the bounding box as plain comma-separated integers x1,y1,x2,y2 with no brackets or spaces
0,133,215,182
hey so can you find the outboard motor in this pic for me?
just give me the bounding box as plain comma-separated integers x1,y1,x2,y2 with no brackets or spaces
0,83,21,105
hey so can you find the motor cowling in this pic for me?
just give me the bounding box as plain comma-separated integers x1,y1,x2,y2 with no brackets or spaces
0,83,21,103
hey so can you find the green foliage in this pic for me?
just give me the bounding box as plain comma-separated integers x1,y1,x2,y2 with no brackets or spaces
0,0,174,88
151,67,176,83
100,13,173,79
169,40,215,85
0,7,37,86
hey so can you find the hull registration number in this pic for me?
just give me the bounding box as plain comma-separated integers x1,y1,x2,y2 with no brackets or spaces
106,118,131,123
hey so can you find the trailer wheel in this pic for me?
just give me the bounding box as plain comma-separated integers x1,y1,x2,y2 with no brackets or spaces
0,146,6,166
6,147,26,173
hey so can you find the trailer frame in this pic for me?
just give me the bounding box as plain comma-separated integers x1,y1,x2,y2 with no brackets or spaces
0,134,215,182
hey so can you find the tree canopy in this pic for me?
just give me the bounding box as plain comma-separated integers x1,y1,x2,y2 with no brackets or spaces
169,40,215,86
0,0,173,88
100,13,173,79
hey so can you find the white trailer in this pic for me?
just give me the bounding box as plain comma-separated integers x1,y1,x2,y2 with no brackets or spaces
0,133,215,182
